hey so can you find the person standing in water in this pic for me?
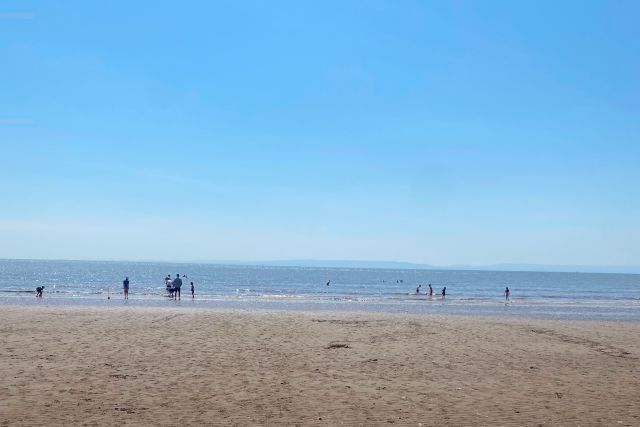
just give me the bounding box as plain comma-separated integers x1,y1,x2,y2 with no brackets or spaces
504,286,510,301
35,286,45,297
165,275,175,298
428,283,433,296
416,284,421,294
441,286,446,298
173,274,183,300
190,282,195,299
123,277,130,300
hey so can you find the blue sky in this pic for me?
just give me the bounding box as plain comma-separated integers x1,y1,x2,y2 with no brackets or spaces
1,1,639,266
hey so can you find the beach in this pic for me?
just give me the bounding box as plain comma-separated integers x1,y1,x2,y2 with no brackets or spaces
1,304,639,426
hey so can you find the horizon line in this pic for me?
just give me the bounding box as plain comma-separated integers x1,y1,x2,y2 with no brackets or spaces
1,257,639,275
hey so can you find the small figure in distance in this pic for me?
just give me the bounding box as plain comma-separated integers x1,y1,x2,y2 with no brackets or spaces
35,286,45,297
191,281,195,299
173,274,183,300
416,284,421,294
428,283,433,296
326,280,330,286
441,286,446,299
504,286,510,301
123,277,130,300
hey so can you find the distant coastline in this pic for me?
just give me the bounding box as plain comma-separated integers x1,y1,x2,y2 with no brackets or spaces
1,257,639,275
239,260,640,274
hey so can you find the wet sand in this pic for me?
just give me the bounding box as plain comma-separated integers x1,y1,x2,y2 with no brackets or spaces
1,304,639,426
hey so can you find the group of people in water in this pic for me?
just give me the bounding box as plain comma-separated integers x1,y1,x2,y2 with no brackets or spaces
415,283,511,301
415,283,446,297
101,274,196,300
119,274,196,300
163,274,195,300
120,275,195,300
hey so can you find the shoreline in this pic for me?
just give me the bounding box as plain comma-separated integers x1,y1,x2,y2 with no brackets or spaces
2,294,640,322
2,299,640,321
2,305,639,425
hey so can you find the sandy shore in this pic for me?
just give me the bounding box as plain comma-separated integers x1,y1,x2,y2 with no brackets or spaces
1,305,639,426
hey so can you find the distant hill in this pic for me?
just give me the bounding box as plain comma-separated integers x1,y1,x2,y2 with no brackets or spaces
214,259,640,274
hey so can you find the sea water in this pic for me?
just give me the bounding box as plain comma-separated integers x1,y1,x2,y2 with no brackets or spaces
1,259,639,320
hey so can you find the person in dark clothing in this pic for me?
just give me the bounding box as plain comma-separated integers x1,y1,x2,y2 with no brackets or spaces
35,286,45,297
441,286,446,298
173,274,183,300
190,282,195,298
123,277,130,300
505,286,510,301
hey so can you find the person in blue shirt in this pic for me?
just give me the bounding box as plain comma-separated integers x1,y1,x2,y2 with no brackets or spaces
123,277,130,300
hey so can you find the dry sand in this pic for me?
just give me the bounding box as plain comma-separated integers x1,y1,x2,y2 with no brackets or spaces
1,304,639,426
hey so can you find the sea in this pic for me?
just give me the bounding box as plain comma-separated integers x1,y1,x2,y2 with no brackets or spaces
1,259,639,320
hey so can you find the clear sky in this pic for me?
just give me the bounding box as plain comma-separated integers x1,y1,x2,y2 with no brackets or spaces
1,1,639,266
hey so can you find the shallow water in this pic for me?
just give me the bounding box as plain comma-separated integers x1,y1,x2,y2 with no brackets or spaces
1,259,639,320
